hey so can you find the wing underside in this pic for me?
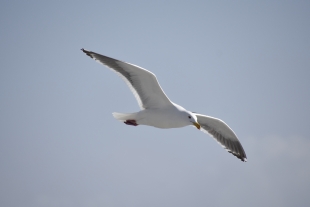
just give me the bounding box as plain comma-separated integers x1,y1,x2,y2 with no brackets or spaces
82,49,172,109
195,113,247,161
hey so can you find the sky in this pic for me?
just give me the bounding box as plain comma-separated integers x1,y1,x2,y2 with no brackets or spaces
1,1,310,207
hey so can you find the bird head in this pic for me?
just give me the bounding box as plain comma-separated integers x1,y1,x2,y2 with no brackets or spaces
186,112,200,129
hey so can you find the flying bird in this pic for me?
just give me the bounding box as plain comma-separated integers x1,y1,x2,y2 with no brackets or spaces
81,49,247,162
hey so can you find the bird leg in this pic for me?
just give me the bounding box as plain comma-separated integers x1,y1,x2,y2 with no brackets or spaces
124,120,138,126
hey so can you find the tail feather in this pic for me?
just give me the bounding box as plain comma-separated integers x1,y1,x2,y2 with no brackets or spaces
112,112,137,121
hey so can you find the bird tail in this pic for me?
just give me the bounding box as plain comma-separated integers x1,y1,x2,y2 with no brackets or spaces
112,112,137,121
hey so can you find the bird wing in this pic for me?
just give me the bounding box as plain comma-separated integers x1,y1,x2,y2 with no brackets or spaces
194,113,247,162
82,49,173,109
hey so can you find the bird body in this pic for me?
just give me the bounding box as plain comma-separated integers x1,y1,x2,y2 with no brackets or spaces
113,103,197,129
82,48,247,162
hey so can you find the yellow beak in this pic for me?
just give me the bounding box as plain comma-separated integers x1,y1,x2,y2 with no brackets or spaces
193,122,201,130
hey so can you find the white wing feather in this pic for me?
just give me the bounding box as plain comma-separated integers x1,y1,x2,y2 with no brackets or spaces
195,113,247,161
82,49,172,109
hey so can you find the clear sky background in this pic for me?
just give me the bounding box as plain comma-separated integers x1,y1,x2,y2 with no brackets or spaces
1,1,310,207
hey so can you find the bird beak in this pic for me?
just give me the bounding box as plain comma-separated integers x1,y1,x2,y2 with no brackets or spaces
193,122,201,130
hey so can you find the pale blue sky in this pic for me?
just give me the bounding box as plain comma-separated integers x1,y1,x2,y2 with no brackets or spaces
1,1,310,207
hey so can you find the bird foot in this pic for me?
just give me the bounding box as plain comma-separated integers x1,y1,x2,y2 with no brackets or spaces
124,120,138,126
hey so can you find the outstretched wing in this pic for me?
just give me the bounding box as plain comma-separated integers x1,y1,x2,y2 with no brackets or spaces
194,113,247,162
82,49,172,109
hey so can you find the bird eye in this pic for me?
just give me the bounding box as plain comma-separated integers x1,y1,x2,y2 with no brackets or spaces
188,116,191,119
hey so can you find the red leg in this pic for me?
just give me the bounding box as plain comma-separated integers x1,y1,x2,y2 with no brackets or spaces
124,120,138,126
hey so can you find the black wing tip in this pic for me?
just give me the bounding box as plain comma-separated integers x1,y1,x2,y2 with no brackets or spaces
238,155,247,162
228,151,247,162
81,48,93,58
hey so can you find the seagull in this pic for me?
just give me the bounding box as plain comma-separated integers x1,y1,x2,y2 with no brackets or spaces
81,49,247,162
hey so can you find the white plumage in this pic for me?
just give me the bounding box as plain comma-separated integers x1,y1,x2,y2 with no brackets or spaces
82,48,247,162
